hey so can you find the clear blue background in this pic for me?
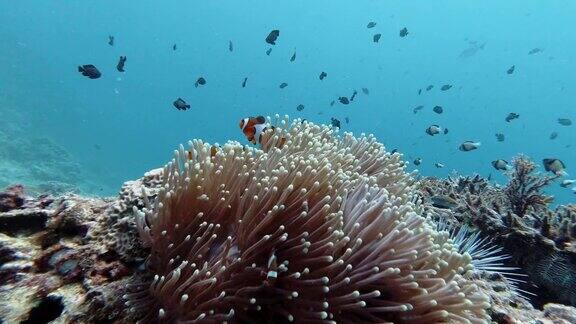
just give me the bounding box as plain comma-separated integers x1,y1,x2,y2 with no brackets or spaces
0,1,574,203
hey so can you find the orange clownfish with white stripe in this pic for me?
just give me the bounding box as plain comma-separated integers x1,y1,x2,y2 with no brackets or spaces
239,116,268,145
239,115,286,148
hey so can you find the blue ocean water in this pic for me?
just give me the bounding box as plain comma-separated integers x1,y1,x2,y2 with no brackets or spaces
0,1,574,204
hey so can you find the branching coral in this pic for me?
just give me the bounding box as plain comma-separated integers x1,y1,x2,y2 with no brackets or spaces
126,116,490,323
504,155,557,217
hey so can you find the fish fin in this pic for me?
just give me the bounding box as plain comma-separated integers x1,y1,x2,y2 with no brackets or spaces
256,116,266,124
78,66,83,72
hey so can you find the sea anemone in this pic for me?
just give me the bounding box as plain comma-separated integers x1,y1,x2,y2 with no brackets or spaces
126,116,490,323
436,221,531,300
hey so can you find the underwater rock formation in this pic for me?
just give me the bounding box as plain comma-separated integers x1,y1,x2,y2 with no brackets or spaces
0,117,575,323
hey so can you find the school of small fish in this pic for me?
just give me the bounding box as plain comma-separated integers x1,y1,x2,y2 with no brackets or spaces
76,26,573,193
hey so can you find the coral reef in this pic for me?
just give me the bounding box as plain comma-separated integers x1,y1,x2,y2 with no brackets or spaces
503,155,557,217
0,180,143,323
0,118,575,323
417,157,576,308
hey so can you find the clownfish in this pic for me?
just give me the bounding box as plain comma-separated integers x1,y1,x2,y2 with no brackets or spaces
240,116,287,148
240,116,268,145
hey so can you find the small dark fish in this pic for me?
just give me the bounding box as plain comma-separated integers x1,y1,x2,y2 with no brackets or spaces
350,90,358,102
507,65,515,74
266,48,272,56
413,157,422,166
495,133,505,142
195,77,206,88
459,42,486,59
443,128,449,134
242,77,248,88
459,141,481,152
290,52,296,62
229,40,233,52
373,34,381,43
399,27,409,37
266,30,280,45
505,112,519,122
418,89,422,95
361,88,369,95
426,85,434,91
560,179,575,188
345,117,349,124
543,158,567,176
558,118,572,126
108,35,114,46
339,97,349,105
116,56,127,72
279,82,288,89
440,84,452,91
492,159,509,171
413,105,424,114
430,195,458,209
331,117,341,128
296,104,304,111
391,149,398,154
550,132,558,140
172,44,177,51
434,163,445,168
319,71,327,80
528,48,542,55
78,65,101,79
330,100,335,106
173,98,190,110
426,125,442,136
433,106,443,114
367,22,377,28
